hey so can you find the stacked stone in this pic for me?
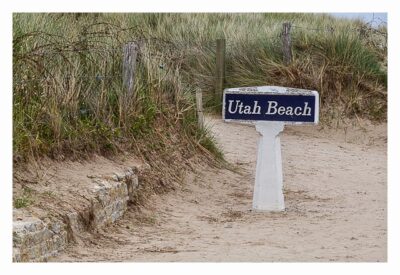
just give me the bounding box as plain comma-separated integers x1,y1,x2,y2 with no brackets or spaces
94,168,138,227
13,216,67,262
13,168,139,262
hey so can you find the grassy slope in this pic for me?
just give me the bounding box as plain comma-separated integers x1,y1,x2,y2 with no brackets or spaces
13,13,387,162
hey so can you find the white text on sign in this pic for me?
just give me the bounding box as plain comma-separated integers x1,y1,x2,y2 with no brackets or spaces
227,100,312,116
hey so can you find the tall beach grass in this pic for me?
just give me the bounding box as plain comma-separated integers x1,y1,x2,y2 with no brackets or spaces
13,13,387,161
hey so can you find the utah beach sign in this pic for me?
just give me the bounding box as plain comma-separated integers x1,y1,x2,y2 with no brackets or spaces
223,86,319,124
222,86,319,211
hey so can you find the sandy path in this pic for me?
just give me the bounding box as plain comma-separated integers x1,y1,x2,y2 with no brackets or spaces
51,116,387,262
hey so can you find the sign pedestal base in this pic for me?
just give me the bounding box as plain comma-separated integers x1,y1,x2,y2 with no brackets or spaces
252,121,285,211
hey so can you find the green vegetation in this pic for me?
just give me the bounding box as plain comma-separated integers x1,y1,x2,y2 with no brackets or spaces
13,13,387,162
14,187,35,208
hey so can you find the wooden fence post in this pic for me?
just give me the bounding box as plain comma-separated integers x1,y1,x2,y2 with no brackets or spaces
215,38,226,102
196,88,204,129
282,22,292,65
120,41,139,125
122,41,139,104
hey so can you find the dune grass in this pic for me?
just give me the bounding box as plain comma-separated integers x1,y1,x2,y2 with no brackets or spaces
13,13,387,162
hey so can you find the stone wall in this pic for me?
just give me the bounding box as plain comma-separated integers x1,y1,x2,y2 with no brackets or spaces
13,216,67,262
13,168,139,262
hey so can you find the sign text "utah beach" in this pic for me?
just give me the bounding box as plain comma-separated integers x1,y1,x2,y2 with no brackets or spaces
223,87,319,124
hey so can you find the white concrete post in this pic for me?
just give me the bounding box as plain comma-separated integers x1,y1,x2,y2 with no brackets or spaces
252,121,285,211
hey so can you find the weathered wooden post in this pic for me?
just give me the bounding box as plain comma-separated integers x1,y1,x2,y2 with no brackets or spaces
223,86,319,211
196,88,204,129
282,22,292,65
122,41,139,117
215,38,226,102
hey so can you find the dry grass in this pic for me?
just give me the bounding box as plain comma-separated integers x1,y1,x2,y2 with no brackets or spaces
13,13,386,164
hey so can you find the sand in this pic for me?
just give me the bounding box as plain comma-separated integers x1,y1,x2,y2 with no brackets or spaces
50,116,387,262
